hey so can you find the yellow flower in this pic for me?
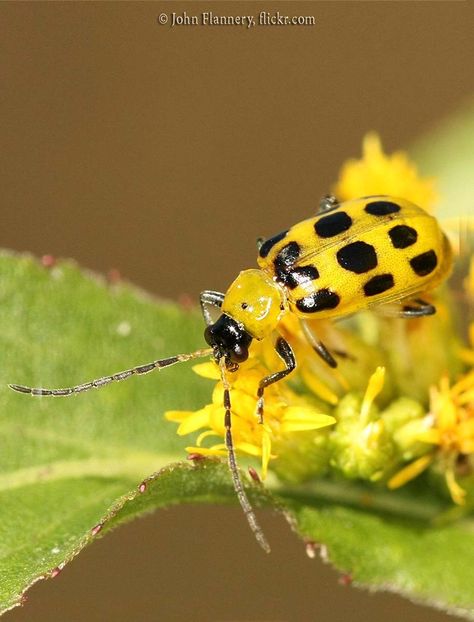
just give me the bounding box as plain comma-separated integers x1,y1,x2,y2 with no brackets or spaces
388,372,474,504
165,132,472,510
165,357,336,479
262,313,388,407
333,133,438,212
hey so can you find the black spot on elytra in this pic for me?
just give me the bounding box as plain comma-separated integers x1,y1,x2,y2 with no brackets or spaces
314,211,352,238
259,229,289,258
410,250,438,276
336,241,378,274
284,265,320,290
363,273,395,297
388,225,418,249
274,242,301,283
296,289,340,313
274,241,300,268
365,200,401,216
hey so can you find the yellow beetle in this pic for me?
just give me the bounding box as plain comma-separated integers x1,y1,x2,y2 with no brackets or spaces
10,195,452,552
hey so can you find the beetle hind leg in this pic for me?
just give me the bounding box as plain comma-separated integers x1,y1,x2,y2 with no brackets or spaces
374,297,436,318
400,298,436,318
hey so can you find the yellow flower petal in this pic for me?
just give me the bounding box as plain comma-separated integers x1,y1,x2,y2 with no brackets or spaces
281,421,330,433
414,429,442,445
360,366,385,425
235,442,262,457
165,410,194,423
300,367,339,405
177,407,211,435
281,408,336,432
185,445,227,456
192,362,220,380
388,453,434,489
451,369,474,397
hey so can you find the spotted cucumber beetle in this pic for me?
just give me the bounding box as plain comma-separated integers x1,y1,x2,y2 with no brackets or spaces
9,195,453,552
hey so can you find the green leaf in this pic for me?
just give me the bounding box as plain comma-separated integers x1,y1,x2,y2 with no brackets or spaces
0,252,215,613
280,480,474,619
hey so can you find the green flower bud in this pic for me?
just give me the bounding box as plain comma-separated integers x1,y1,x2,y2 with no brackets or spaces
329,394,395,482
382,397,431,461
273,429,331,484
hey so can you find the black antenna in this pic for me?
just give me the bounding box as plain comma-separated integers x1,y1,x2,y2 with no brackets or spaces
8,348,213,396
219,357,271,553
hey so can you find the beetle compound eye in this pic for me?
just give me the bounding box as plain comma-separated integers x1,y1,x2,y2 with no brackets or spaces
231,343,249,363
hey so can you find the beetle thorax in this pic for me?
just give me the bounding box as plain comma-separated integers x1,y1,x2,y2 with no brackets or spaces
222,269,287,340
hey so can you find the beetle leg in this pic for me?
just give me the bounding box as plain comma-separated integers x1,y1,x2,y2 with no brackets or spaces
300,319,338,368
318,194,340,214
399,298,436,318
374,297,436,318
256,336,295,424
200,290,225,326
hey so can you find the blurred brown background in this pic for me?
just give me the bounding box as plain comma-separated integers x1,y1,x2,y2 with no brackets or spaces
1,2,473,621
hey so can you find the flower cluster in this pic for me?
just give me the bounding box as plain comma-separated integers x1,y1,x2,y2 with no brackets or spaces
166,134,474,506
166,352,336,480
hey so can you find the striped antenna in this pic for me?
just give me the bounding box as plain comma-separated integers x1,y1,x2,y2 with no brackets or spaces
8,348,213,396
219,357,271,553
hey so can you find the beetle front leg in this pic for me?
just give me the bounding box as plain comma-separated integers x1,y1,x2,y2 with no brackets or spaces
256,336,296,424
